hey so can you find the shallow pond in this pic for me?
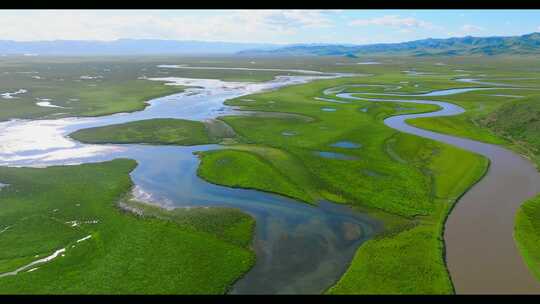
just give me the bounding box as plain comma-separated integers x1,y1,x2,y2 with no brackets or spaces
330,141,361,149
316,151,359,160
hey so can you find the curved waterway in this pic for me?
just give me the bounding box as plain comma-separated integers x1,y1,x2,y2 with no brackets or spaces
0,68,383,294
331,84,540,294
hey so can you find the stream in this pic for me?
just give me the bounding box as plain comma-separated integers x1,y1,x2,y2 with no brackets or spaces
0,68,380,294
2,66,539,294
332,83,540,294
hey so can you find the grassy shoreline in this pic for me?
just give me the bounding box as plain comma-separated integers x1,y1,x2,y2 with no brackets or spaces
0,159,256,294
515,195,540,282
70,118,239,146
65,73,492,293
58,58,540,292
403,86,540,283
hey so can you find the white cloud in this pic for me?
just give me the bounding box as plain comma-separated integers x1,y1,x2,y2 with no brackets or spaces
349,15,434,29
0,10,336,43
461,24,484,34
446,24,486,38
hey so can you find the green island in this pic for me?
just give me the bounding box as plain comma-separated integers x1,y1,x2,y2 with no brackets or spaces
70,118,236,146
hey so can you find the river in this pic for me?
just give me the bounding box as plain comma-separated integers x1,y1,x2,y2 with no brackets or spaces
0,68,381,294
333,83,540,294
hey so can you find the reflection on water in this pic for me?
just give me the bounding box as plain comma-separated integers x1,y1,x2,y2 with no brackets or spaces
114,144,380,294
0,69,381,294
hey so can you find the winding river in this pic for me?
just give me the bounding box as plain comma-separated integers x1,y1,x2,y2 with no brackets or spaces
0,68,382,294
332,84,540,294
1,65,540,294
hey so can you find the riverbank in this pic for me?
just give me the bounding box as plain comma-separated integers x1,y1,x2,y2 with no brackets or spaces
65,73,495,293
0,159,256,294
4,58,540,293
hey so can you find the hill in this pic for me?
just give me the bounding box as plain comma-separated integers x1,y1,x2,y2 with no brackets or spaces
237,32,540,57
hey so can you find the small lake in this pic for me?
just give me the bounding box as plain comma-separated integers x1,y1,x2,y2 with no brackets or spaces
316,151,359,160
330,141,361,149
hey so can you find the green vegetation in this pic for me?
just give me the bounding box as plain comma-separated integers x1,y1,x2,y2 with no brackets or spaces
405,88,539,148
0,56,314,121
515,194,540,282
70,118,234,146
241,32,540,57
377,72,540,284
192,75,489,293
0,58,188,120
197,149,312,203
329,136,488,294
119,199,254,248
482,95,540,167
327,225,451,294
0,159,254,294
69,65,499,293
6,55,540,293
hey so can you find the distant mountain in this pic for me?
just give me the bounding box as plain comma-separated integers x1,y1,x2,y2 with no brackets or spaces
3,33,540,57
237,32,540,57
0,39,282,56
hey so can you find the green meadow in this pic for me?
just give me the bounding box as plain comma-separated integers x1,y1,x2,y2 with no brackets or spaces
69,67,495,293
0,56,315,121
515,195,540,282
2,55,540,293
70,118,234,146
207,75,488,294
0,160,255,294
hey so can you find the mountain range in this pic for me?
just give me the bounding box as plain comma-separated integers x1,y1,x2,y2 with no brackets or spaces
1,32,540,56
237,32,540,57
0,39,281,56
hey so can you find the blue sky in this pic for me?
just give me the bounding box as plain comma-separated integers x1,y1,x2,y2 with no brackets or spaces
0,10,539,44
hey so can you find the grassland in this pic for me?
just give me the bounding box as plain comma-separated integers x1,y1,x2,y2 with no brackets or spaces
482,94,540,168
328,135,488,294
70,118,235,146
379,69,540,284
204,75,490,294
515,195,540,282
73,69,494,293
0,159,255,294
0,58,188,121
6,55,540,293
0,56,315,121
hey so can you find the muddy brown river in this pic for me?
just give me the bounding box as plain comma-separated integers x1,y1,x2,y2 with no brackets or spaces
335,85,540,294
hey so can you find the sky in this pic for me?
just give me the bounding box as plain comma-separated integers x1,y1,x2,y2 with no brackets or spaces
0,10,539,45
